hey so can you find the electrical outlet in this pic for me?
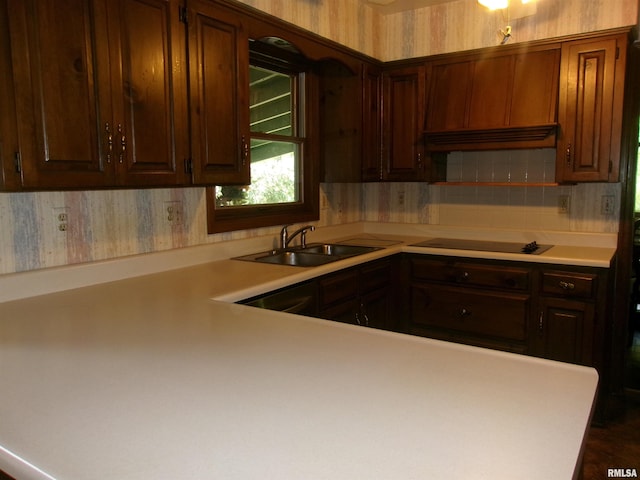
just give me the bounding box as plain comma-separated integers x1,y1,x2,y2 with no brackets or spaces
601,195,615,215
397,191,405,206
164,201,183,226
53,207,69,232
557,195,570,214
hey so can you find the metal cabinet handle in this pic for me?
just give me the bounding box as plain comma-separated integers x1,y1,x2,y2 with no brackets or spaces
118,123,126,163
241,135,248,165
105,122,113,163
360,302,370,327
559,280,575,291
565,143,572,167
539,311,544,333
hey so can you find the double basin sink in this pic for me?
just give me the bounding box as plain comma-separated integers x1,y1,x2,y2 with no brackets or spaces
234,243,381,267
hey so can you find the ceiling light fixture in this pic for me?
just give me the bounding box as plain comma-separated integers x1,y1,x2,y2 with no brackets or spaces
478,0,533,10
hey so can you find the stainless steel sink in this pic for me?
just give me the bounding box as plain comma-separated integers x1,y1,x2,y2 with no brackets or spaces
298,243,378,257
233,243,381,267
253,250,339,267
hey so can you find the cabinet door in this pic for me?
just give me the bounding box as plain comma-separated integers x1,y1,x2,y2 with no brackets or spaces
534,297,595,365
109,0,190,186
320,61,382,183
318,298,360,325
0,0,21,190
8,0,113,188
188,0,250,185
361,287,390,329
557,35,626,182
361,64,383,181
382,66,425,181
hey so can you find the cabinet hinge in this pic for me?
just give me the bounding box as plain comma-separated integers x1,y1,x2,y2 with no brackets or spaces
616,46,620,60
179,5,188,24
184,158,192,174
13,151,21,173
609,160,613,173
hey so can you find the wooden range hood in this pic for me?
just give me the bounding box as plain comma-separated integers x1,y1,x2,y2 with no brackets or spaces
423,41,561,152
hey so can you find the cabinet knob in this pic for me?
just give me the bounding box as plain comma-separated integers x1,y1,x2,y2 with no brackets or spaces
459,271,470,282
459,308,471,318
559,280,575,291
565,143,572,167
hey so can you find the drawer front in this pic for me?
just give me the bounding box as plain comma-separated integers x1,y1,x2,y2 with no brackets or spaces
410,257,530,291
410,283,529,341
541,271,596,299
360,260,391,292
319,270,358,306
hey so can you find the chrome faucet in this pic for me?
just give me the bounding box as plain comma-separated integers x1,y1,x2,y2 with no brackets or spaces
280,224,315,249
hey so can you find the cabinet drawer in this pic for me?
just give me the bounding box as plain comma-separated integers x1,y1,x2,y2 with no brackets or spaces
541,271,597,299
411,257,530,291
318,270,358,306
410,283,529,341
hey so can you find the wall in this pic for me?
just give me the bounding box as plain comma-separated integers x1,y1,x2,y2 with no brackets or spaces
381,0,637,61
0,0,632,276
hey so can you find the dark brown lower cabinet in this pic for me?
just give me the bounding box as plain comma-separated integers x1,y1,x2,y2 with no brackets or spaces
530,268,604,367
239,257,396,331
533,296,596,365
317,259,394,330
406,255,533,353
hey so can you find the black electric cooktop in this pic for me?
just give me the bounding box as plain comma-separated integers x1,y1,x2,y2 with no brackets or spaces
411,238,553,255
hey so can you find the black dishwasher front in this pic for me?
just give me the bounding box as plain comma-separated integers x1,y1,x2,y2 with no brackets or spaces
239,281,317,316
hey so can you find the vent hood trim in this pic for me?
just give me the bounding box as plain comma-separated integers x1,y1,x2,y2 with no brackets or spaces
425,123,557,152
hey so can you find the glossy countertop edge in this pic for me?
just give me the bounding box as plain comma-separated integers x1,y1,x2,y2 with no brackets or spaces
0,222,617,305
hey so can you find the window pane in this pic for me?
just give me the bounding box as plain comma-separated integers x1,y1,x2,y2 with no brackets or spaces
250,65,293,136
215,140,300,207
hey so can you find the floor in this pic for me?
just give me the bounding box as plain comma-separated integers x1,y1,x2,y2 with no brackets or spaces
581,331,640,479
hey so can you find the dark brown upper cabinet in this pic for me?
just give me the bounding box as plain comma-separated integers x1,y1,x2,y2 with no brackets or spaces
381,65,426,181
556,32,629,183
424,45,560,152
4,0,189,190
320,60,383,182
187,0,250,186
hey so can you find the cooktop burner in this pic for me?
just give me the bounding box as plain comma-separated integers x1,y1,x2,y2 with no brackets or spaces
411,238,553,255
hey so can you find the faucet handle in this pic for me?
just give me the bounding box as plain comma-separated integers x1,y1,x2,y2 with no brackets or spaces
300,225,315,248
279,224,292,249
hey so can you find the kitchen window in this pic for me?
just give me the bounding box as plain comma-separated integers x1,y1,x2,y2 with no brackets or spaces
206,39,319,233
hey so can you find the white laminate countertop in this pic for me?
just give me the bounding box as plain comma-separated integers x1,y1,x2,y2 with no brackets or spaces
0,278,598,480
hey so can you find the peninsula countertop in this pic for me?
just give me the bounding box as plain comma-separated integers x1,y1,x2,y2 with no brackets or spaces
0,277,598,480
